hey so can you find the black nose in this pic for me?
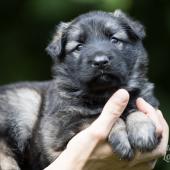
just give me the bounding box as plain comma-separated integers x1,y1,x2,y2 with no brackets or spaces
92,55,110,68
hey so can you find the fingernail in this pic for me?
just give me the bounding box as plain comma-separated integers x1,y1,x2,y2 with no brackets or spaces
137,97,146,103
114,89,129,103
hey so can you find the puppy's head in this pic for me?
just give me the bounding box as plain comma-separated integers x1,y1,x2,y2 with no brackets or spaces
46,10,148,91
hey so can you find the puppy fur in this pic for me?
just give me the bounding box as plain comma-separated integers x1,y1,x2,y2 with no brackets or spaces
0,10,160,170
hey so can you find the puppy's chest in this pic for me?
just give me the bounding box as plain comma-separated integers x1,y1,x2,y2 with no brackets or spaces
54,91,137,120
59,98,135,117
61,102,103,117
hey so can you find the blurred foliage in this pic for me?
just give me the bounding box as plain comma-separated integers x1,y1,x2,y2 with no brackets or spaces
0,0,169,169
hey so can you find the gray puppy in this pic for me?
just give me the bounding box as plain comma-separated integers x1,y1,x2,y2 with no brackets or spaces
0,10,160,170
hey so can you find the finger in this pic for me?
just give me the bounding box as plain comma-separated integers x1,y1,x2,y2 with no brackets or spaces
157,110,169,154
129,160,157,170
148,159,157,170
88,89,129,141
136,98,163,136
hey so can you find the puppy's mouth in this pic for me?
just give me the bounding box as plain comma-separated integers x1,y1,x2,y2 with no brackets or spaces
97,72,118,82
98,70,123,81
89,71,125,90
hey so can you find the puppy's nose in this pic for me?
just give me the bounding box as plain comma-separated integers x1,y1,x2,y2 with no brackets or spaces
92,55,110,68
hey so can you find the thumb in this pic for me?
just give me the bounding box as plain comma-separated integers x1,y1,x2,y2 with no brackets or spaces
88,89,129,140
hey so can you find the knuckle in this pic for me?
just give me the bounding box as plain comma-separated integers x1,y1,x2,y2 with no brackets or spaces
112,102,126,114
156,126,163,136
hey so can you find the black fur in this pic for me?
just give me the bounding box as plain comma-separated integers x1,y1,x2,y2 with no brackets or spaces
0,10,159,170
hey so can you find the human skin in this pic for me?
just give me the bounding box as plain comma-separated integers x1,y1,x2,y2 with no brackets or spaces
44,89,169,170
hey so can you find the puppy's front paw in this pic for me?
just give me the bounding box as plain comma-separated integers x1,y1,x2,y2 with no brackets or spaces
126,112,159,152
108,118,134,160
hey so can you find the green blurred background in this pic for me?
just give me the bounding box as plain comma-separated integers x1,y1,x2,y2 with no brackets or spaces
0,0,169,169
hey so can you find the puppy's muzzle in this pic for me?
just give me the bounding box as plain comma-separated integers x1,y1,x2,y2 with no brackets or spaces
90,54,127,86
91,55,110,68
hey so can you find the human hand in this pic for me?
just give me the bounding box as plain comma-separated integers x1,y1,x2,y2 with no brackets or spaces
83,98,169,170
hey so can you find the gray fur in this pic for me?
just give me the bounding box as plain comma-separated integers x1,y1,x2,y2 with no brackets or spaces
0,10,160,170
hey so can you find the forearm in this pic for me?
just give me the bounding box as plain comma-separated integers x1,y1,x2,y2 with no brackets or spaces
44,131,100,170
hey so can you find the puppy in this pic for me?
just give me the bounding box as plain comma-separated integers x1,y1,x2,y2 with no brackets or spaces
0,10,160,170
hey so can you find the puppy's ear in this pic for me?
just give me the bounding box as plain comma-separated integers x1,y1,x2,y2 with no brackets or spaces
113,9,145,40
46,22,71,60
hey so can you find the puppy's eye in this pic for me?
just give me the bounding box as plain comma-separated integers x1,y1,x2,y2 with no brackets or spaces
111,37,120,44
111,36,124,49
75,44,83,51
